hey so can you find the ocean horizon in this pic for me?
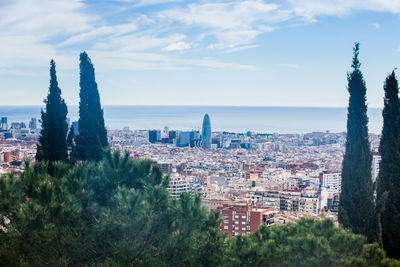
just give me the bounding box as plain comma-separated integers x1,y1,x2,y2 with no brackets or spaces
0,105,383,134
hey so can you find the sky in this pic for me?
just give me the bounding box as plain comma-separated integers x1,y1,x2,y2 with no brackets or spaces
0,0,400,107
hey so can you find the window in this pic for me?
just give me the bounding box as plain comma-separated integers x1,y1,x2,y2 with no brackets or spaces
223,214,229,218
242,227,246,231
223,226,228,230
235,221,239,224
242,215,246,219
224,220,228,224
235,215,239,218
242,221,246,225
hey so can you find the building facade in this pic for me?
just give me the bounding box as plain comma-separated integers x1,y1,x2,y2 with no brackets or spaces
219,203,275,236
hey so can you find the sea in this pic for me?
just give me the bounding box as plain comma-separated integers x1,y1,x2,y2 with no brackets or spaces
0,106,383,134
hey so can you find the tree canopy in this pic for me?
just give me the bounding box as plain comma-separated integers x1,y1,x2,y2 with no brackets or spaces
376,71,400,258
339,43,375,241
74,52,108,162
1,152,396,266
36,59,68,163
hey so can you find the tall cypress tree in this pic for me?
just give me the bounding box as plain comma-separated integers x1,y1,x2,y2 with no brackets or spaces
338,43,374,241
74,52,108,161
36,59,68,162
376,71,400,258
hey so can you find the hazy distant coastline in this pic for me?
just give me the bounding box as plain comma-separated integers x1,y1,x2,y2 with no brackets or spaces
0,105,383,134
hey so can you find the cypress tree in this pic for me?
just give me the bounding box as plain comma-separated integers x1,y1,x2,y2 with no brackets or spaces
338,43,374,241
376,71,400,258
74,52,108,161
36,59,68,162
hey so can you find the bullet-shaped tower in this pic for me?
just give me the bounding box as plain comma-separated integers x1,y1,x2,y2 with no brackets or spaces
202,114,211,149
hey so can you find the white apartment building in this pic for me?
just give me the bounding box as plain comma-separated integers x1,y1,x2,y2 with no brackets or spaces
321,172,342,195
167,175,201,199
372,154,381,183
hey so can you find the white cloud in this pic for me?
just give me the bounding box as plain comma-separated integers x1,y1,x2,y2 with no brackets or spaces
0,0,94,38
114,0,183,7
0,0,95,68
372,22,381,28
135,14,155,25
183,58,255,70
93,33,187,52
158,0,290,49
280,63,300,69
59,23,139,47
224,45,260,53
2,0,400,73
59,26,115,47
288,0,400,21
163,41,191,51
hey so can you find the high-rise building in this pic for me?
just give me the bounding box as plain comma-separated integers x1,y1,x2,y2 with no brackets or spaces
202,114,211,149
372,153,381,183
29,118,37,129
190,130,201,148
177,131,191,147
0,117,7,130
11,122,21,130
149,130,161,143
321,171,342,195
163,126,169,138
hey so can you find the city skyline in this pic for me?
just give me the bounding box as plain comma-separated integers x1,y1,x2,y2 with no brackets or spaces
1,0,400,107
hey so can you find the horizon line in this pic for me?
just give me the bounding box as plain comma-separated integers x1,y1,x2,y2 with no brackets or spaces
0,104,384,109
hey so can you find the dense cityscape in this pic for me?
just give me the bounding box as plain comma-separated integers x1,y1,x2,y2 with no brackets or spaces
0,112,383,235
2,0,400,264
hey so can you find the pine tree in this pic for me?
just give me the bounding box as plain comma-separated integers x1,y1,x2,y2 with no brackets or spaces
36,59,68,162
376,71,400,258
74,52,108,161
338,43,374,241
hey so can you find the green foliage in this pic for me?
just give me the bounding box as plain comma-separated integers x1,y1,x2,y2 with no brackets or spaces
36,59,68,163
376,71,400,258
225,218,390,267
74,52,109,162
0,152,395,266
0,152,221,266
339,43,375,241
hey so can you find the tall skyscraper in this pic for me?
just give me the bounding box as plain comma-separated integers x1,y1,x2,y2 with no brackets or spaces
29,118,37,129
149,130,161,143
0,117,7,130
202,114,211,149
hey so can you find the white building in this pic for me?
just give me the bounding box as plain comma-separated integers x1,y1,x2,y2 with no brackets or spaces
167,175,201,199
372,154,381,183
321,172,342,195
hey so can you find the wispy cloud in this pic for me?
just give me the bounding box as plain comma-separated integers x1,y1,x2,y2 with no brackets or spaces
288,0,400,21
372,22,381,28
1,0,400,73
115,0,183,7
280,63,300,69
158,1,291,49
0,0,94,68
163,41,192,51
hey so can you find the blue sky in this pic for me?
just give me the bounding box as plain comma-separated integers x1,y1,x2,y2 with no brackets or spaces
0,0,399,107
